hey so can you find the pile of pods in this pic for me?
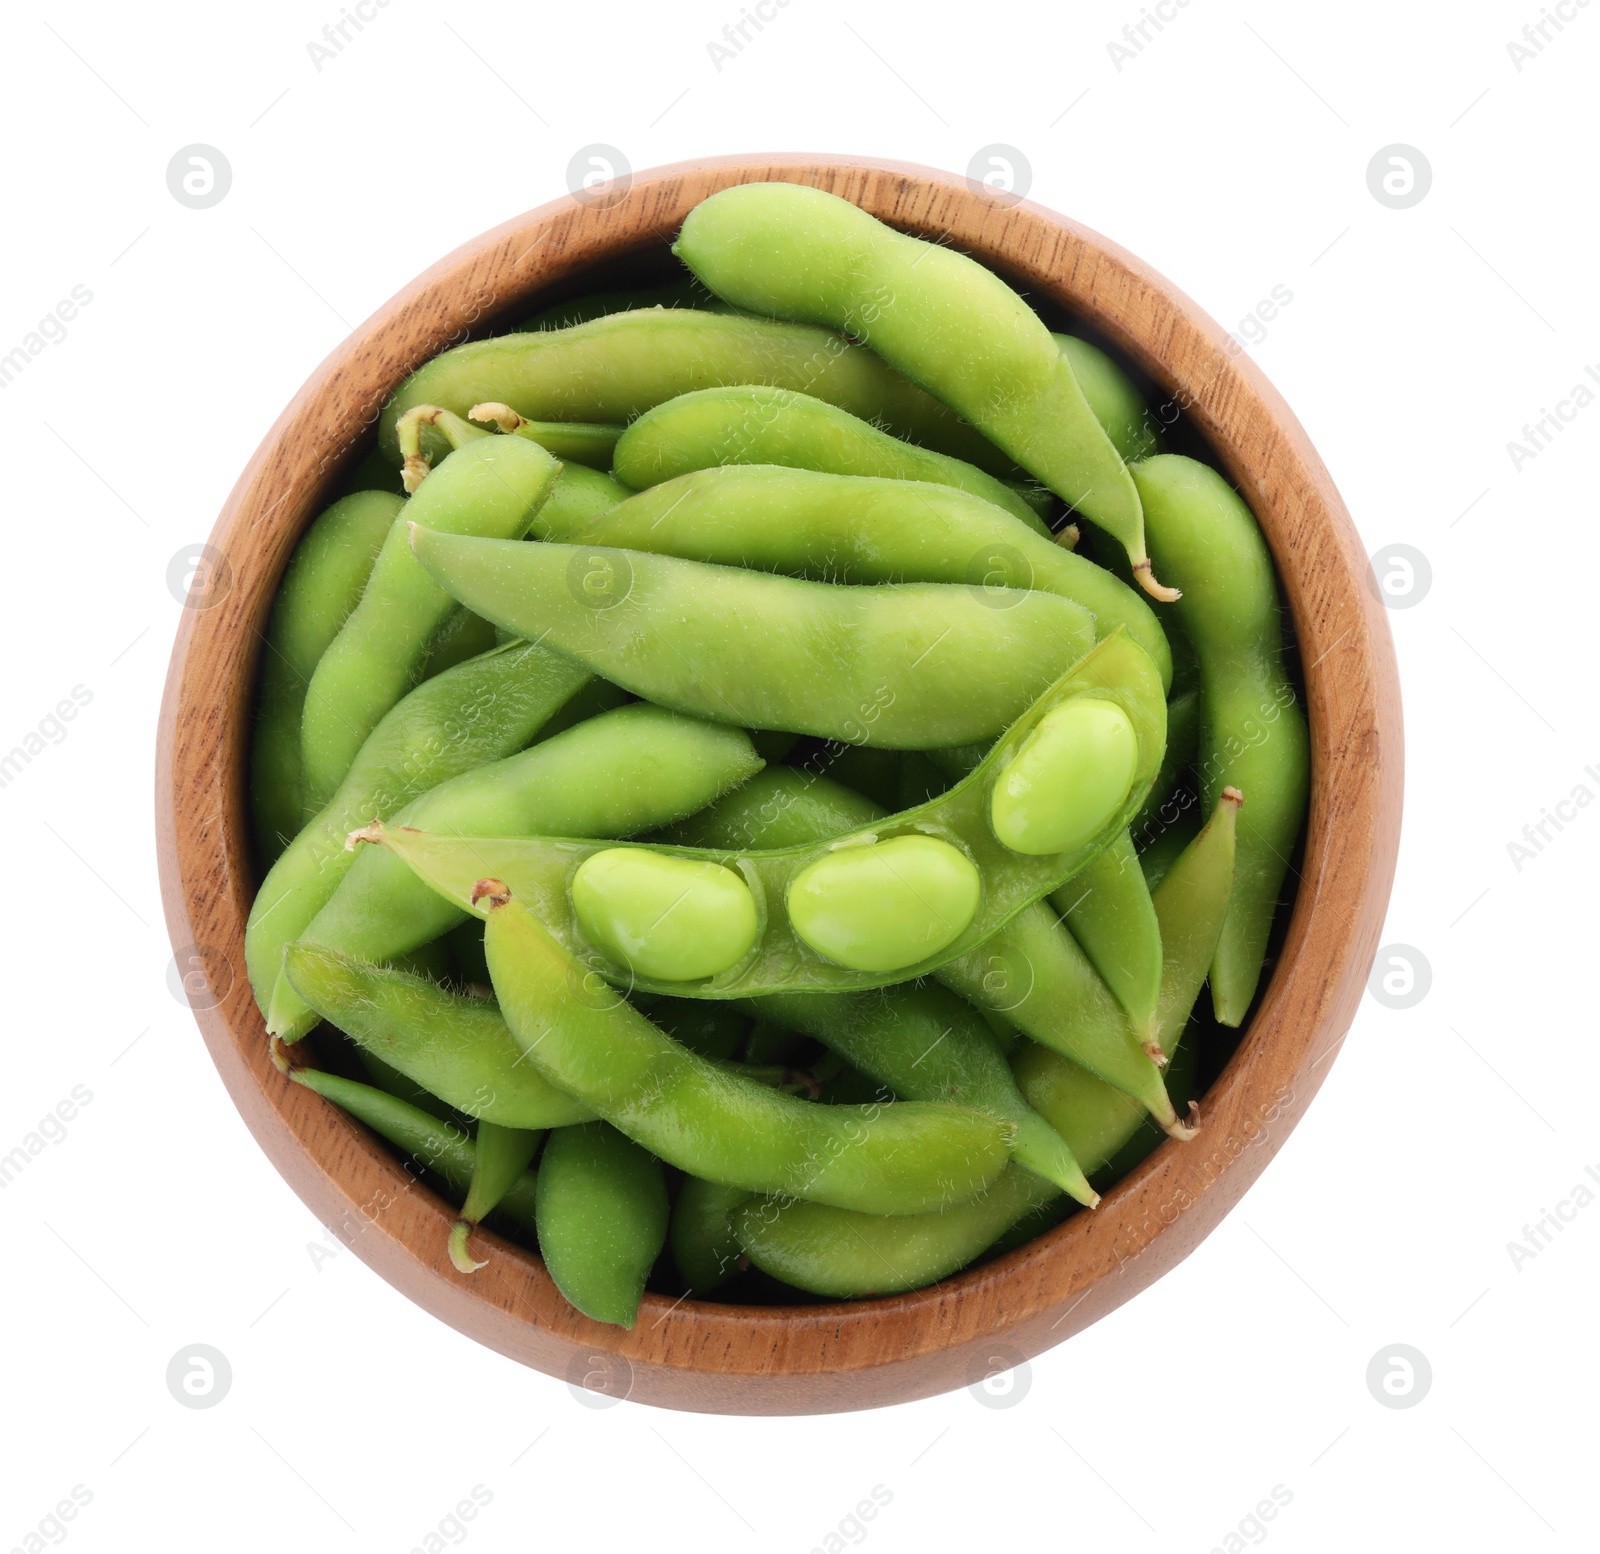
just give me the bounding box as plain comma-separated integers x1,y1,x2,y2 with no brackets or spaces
247,182,1308,1327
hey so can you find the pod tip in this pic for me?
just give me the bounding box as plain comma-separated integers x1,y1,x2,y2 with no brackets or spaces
345,820,384,851
1222,785,1244,809
469,401,523,433
269,1034,294,1076
1160,1100,1202,1142
1142,1038,1169,1068
448,1219,488,1275
471,878,512,910
1131,559,1181,603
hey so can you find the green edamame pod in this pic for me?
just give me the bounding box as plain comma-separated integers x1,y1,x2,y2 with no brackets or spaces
536,1122,669,1327
356,635,1167,998
670,1176,751,1293
250,489,402,865
267,703,763,1040
636,995,750,1061
674,183,1174,598
546,464,1171,691
244,640,592,1024
300,436,563,808
732,1163,1060,1299
409,526,1098,748
516,280,718,331
449,1121,543,1273
658,767,885,852
1053,829,1163,1036
536,461,633,531
479,886,1011,1215
1130,686,1199,844
379,309,1014,475
749,985,1096,1206
1015,787,1239,1173
417,607,498,682
1056,336,1162,464
610,385,1049,533
1133,456,1310,1024
289,1068,539,1236
280,944,596,1129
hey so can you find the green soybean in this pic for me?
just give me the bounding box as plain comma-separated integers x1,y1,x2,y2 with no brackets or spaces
300,436,562,808
542,464,1171,691
280,944,596,1129
1134,455,1309,1023
267,702,762,1040
409,526,1097,749
536,1122,669,1327
480,887,1012,1215
250,489,401,864
989,698,1139,854
289,1068,539,1236
573,849,760,981
449,1121,543,1272
357,635,1166,998
378,308,1014,474
674,182,1173,596
245,640,592,1024
786,836,980,972
610,385,1048,532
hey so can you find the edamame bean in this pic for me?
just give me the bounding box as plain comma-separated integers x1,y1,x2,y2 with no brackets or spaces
989,698,1139,854
280,944,596,1128
541,464,1172,691
536,1122,669,1327
786,836,979,973
449,1121,543,1272
674,182,1175,597
1134,456,1309,1024
250,489,401,864
267,702,762,1040
573,848,760,981
355,634,1167,997
610,385,1049,532
300,435,562,808
670,1175,750,1293
478,884,1012,1215
378,308,1014,475
1015,787,1239,1174
289,1068,540,1236
245,639,593,1024
408,525,1098,748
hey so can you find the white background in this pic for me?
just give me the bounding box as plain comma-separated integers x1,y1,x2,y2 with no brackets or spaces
3,1,1596,1549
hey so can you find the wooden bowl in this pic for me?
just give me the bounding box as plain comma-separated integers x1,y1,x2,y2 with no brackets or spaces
156,153,1402,1414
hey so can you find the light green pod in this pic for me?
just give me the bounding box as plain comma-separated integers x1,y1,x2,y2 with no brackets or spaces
990,698,1139,854
378,308,1013,474
786,836,980,973
280,944,596,1129
658,766,885,852
244,640,592,1023
674,183,1170,594
267,703,762,1041
611,385,1048,532
416,607,498,682
250,489,401,864
545,464,1171,692
1056,335,1162,464
450,1120,543,1272
300,436,562,808
573,849,760,981
1054,828,1163,1034
537,1122,670,1327
670,1175,751,1293
408,526,1096,749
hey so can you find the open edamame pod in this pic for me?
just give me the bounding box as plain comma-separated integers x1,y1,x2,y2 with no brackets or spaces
478,885,1012,1215
536,1122,669,1328
289,1068,540,1237
266,702,763,1041
448,1121,543,1273
250,489,401,866
674,182,1175,598
245,640,593,1027
353,634,1166,998
1015,787,1240,1175
542,464,1171,691
408,526,1099,749
609,385,1049,533
299,435,563,809
377,308,1013,475
1133,455,1309,1024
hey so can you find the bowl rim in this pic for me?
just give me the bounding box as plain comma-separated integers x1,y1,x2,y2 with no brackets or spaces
155,151,1402,1415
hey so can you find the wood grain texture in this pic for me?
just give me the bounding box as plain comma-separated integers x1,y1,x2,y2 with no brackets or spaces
155,153,1403,1415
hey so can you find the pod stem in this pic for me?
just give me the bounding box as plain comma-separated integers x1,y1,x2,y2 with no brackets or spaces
396,405,483,492
1054,523,1081,552
1159,1100,1202,1142
1132,558,1182,604
448,1218,488,1274
469,401,526,433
